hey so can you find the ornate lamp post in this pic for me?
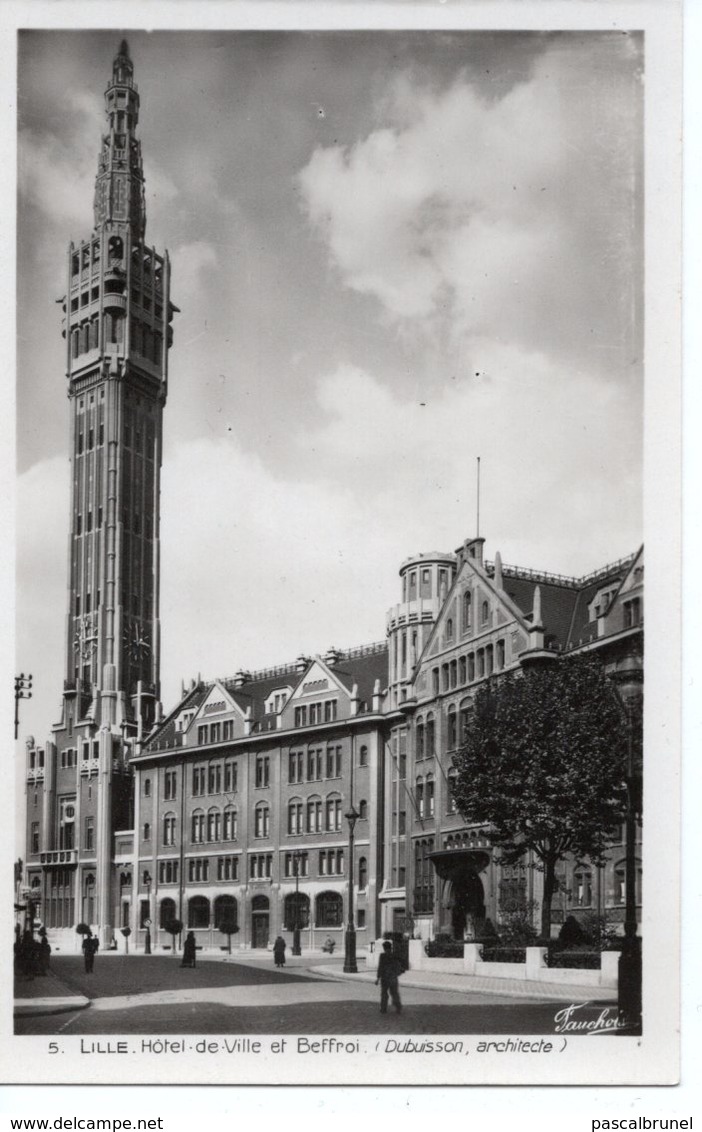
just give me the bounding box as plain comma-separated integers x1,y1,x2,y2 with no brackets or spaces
611,656,643,1033
292,849,302,957
143,870,152,955
14,673,33,740
343,804,360,974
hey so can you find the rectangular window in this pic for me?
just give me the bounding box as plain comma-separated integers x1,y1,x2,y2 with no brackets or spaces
210,722,221,744
217,856,239,881
84,816,94,852
255,756,270,788
432,668,439,695
198,724,208,745
188,858,210,883
31,822,40,854
294,705,307,728
223,719,234,741
496,640,505,671
164,769,177,800
158,860,179,884
284,852,308,878
208,763,222,794
224,759,237,793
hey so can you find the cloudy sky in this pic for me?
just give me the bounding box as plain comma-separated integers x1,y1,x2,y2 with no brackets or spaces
16,29,643,738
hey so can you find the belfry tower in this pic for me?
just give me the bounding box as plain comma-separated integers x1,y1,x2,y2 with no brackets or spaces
24,41,176,947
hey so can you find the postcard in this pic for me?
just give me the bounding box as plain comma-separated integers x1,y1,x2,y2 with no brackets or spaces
2,0,682,1087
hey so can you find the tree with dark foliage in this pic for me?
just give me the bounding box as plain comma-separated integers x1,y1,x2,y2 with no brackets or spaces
451,655,632,938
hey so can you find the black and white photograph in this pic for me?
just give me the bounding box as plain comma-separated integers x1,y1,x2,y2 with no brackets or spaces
3,0,683,1092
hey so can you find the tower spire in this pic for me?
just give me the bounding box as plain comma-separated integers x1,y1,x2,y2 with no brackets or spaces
93,40,146,241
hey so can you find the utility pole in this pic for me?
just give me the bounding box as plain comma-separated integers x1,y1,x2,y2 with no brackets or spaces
14,674,33,740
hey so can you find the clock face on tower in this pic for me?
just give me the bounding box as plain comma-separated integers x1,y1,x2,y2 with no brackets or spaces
123,621,151,663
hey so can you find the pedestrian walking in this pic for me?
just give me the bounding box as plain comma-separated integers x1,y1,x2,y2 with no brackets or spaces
181,931,197,968
38,931,51,976
375,941,403,1014
273,935,286,968
82,932,98,973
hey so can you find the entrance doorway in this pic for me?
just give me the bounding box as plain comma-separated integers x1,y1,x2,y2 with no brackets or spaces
251,895,269,948
428,848,490,939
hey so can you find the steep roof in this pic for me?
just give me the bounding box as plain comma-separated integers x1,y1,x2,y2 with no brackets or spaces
142,643,388,753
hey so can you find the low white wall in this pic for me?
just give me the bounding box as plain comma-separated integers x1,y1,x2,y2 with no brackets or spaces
407,940,618,988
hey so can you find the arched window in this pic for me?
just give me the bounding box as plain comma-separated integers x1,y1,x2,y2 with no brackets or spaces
191,809,204,844
207,808,221,843
358,857,368,889
159,897,176,929
188,895,210,929
223,806,237,841
214,894,238,931
447,768,458,813
288,798,303,835
463,591,472,630
481,600,489,624
307,796,322,834
359,745,368,767
284,892,310,930
416,776,425,819
416,718,424,760
447,705,457,749
358,799,368,820
315,891,343,928
143,822,151,841
325,794,342,832
255,803,270,839
573,868,593,908
460,698,473,743
163,812,176,846
426,774,435,817
426,713,435,758
446,618,454,642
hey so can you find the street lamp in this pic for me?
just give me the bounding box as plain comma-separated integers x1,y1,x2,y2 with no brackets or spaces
611,656,643,1034
292,849,302,957
15,673,33,740
143,870,152,955
343,804,360,974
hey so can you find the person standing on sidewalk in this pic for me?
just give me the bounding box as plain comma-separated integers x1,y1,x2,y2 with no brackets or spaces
181,931,197,968
376,940,403,1014
273,936,286,968
82,932,98,973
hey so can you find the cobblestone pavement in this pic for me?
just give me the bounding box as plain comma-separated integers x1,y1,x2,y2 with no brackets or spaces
15,956,617,1037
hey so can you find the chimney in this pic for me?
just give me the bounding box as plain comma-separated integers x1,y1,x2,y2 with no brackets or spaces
494,550,503,590
463,537,485,568
324,647,342,667
350,682,359,717
296,655,310,674
372,678,382,713
233,669,251,688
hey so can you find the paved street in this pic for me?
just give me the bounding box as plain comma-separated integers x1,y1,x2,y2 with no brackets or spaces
15,955,617,1036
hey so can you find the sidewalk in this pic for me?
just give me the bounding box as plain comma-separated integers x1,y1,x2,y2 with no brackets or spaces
14,969,90,1017
309,960,617,1003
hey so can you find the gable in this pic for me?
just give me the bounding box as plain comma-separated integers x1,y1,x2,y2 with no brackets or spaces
195,682,243,722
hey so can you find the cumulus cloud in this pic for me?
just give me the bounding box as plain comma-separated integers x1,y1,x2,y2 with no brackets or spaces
298,39,642,374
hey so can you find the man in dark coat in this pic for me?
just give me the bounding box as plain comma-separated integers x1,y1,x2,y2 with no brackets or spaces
181,931,197,968
82,932,98,973
273,936,286,968
375,941,402,1014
